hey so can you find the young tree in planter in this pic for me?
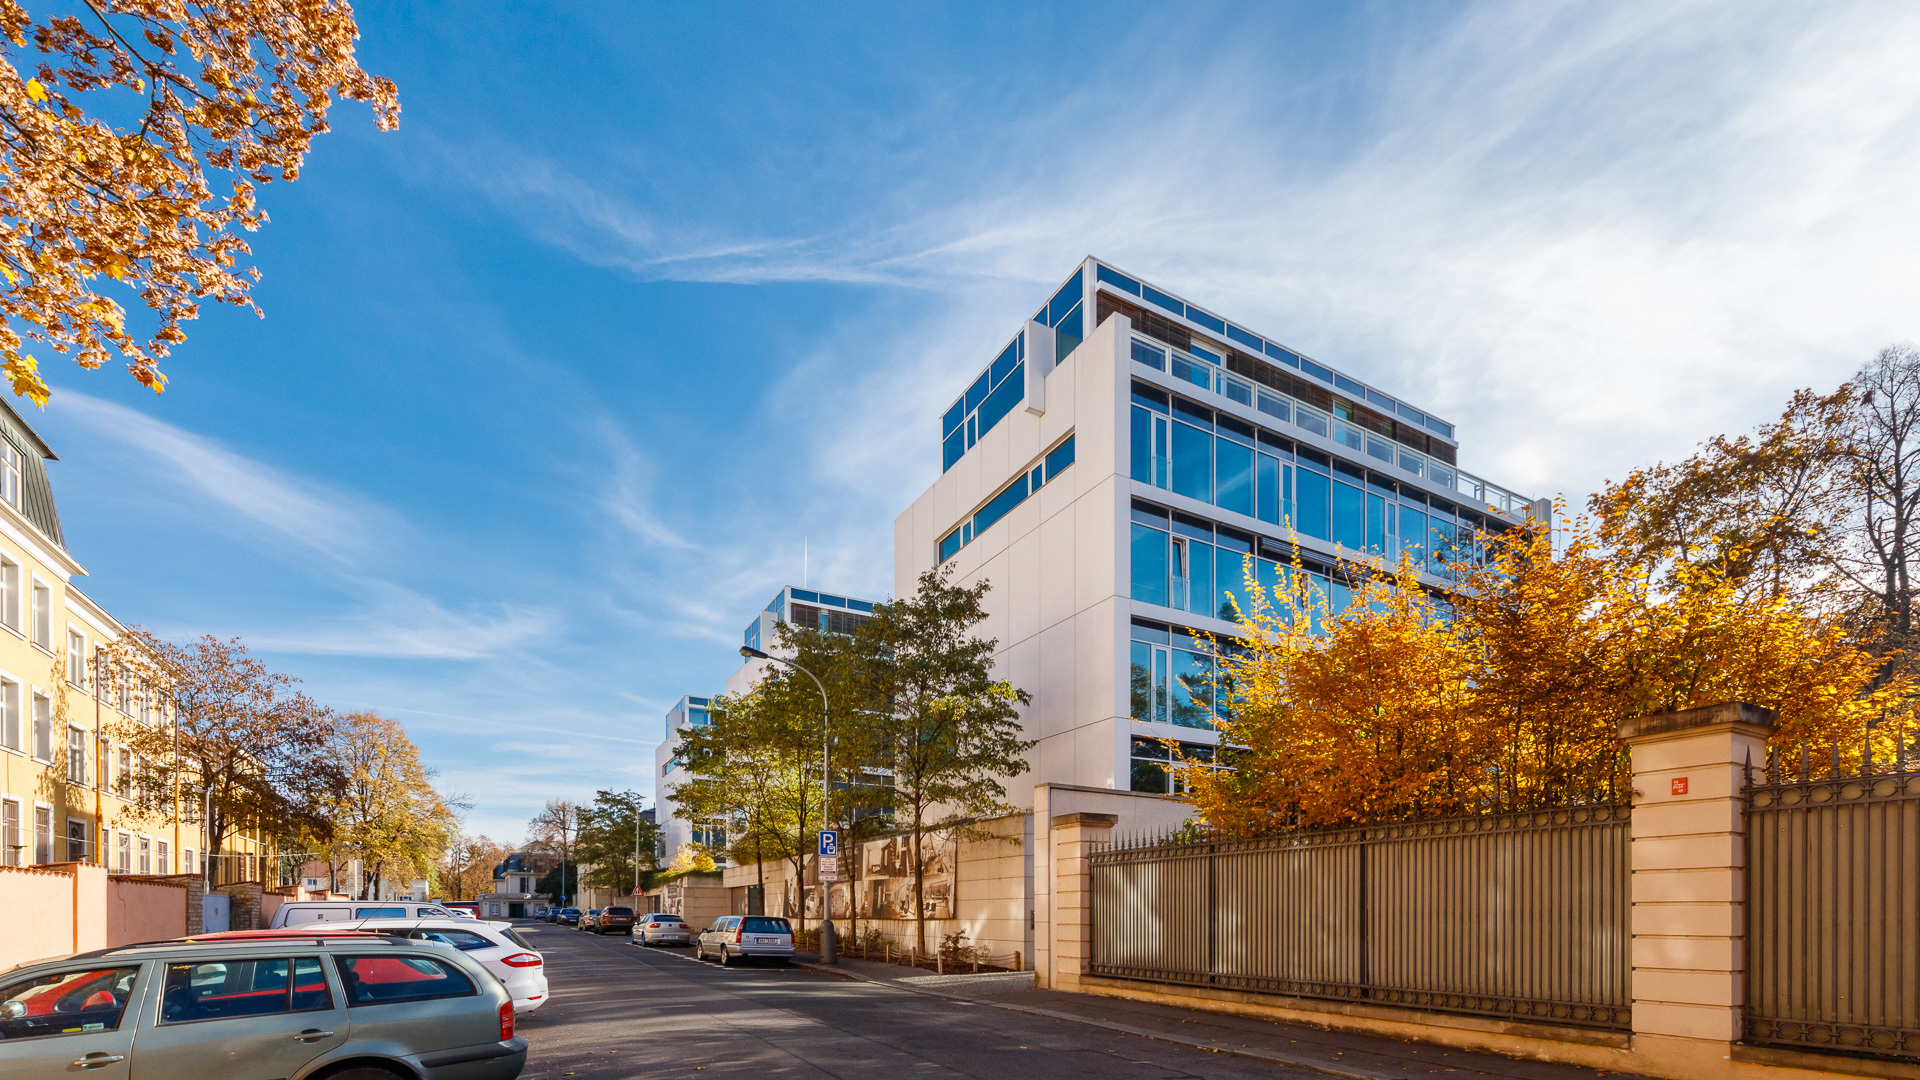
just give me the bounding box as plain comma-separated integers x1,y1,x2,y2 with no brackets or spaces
855,569,1032,953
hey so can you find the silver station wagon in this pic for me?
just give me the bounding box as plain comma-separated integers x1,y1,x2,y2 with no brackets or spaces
0,928,526,1080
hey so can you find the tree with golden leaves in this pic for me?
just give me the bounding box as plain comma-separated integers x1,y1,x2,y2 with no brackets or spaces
439,833,511,902
316,710,461,901
0,1,398,402
1182,518,1917,832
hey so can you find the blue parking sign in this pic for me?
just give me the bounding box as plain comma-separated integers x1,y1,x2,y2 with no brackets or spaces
818,830,839,857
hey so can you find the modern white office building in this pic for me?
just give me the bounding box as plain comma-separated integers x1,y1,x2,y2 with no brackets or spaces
894,257,1546,812
652,585,879,865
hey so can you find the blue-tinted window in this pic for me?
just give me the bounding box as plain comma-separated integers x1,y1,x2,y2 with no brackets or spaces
1398,505,1428,563
819,594,847,608
1366,389,1395,410
975,363,1024,440
1264,342,1300,368
989,340,1020,388
1186,307,1226,334
942,430,964,472
1425,416,1454,438
1172,422,1212,503
791,589,819,603
1334,374,1366,396
1218,548,1256,622
1256,454,1281,526
1225,325,1263,350
1054,302,1083,359
1216,414,1254,446
1130,338,1166,371
1333,481,1365,552
973,474,1030,536
943,401,965,437
1170,353,1211,391
938,530,961,563
1142,285,1183,316
1430,518,1458,579
1295,468,1330,540
1300,358,1333,382
1396,402,1425,423
1046,269,1083,327
1045,436,1076,481
1132,380,1170,412
1170,648,1214,727
1177,537,1212,616
1130,523,1169,607
1131,407,1153,483
1129,640,1160,724
1097,265,1141,295
1216,438,1253,518
1367,493,1388,555
848,599,874,613
1188,342,1221,364
964,372,990,413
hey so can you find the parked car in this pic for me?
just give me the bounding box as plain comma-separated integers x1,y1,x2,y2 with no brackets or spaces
555,908,583,926
0,928,525,1079
327,917,548,1013
633,913,691,947
577,909,602,932
269,900,461,927
695,915,795,966
442,902,482,919
594,907,637,936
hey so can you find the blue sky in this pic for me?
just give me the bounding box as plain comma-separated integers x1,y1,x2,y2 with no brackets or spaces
23,2,1920,841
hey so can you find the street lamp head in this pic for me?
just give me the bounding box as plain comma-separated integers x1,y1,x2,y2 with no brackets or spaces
740,646,771,660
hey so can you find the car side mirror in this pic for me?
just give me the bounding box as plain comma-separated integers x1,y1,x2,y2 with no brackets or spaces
1,999,26,1020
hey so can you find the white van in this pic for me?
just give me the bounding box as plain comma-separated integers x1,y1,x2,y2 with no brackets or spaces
268,900,459,928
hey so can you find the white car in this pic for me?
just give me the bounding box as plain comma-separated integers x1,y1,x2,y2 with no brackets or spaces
269,899,460,927
327,916,550,1013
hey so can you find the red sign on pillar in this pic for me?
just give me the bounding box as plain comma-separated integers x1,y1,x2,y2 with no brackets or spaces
1671,776,1689,796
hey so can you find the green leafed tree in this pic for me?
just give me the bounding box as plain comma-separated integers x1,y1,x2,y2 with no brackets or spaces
575,789,660,899
855,568,1033,952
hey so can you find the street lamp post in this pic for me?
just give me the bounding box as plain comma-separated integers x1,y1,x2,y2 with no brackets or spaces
741,645,836,965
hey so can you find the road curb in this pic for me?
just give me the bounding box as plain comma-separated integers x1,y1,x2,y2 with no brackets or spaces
792,961,1381,1080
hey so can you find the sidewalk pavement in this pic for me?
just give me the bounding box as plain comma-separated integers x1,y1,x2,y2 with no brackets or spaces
792,954,1653,1080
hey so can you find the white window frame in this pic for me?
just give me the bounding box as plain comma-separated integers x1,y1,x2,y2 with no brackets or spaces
156,838,169,876
116,829,131,872
30,688,51,762
64,816,88,863
0,795,19,867
33,802,52,864
0,439,19,509
30,576,50,652
66,724,87,786
138,834,151,875
0,554,18,635
66,626,87,691
0,671,17,755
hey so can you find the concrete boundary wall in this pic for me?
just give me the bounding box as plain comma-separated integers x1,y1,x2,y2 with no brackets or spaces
0,863,190,970
1045,703,1918,1080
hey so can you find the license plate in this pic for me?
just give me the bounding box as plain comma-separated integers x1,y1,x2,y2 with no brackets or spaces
756,937,780,944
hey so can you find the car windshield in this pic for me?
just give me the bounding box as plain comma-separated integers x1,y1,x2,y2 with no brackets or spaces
561,909,580,915
605,907,632,915
742,917,791,934
653,915,683,923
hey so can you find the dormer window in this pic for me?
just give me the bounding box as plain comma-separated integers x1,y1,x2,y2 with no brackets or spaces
0,441,18,508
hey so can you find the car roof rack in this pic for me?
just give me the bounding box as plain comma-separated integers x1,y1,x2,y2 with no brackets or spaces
62,929,412,962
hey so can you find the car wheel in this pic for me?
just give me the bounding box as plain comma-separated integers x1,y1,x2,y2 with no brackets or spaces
719,947,734,967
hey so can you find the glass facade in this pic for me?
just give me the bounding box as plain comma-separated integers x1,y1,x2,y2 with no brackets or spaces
938,436,1076,562
1131,381,1498,580
940,268,1089,473
1128,735,1223,795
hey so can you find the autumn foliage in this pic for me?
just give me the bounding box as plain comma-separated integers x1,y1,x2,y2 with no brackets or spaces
1180,514,1918,835
0,1,397,402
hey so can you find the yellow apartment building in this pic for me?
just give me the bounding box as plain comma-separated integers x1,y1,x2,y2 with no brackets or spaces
0,399,272,882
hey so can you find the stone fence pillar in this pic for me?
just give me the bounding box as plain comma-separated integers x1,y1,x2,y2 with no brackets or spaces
1618,701,1774,1079
1046,811,1116,992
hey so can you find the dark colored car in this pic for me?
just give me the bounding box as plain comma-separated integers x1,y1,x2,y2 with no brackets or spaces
594,907,637,935
556,908,582,925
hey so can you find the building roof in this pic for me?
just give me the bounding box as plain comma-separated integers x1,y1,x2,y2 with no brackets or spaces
0,395,64,548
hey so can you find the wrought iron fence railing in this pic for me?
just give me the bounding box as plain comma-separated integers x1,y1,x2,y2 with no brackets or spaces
1745,742,1920,1061
1090,804,1632,1032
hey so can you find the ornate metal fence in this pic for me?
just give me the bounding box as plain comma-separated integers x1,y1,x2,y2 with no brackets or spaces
1090,805,1632,1031
1745,746,1920,1060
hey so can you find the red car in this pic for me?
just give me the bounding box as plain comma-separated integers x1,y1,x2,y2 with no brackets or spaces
442,901,482,918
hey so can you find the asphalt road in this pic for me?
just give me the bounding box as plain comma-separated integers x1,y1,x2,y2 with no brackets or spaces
509,920,1328,1080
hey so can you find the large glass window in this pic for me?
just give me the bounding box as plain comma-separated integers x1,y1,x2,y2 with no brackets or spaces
1367,492,1389,556
1130,522,1170,607
1169,646,1214,728
1256,454,1282,525
1295,465,1330,539
1215,437,1253,518
1172,422,1211,502
1129,638,1166,725
1332,480,1365,552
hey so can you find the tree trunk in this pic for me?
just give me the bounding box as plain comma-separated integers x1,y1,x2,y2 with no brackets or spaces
912,820,926,955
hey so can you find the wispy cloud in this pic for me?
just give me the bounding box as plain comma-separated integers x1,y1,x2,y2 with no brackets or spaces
53,392,383,561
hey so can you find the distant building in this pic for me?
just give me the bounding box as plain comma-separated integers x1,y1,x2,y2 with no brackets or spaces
653,586,879,865
476,848,556,918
